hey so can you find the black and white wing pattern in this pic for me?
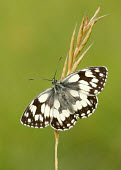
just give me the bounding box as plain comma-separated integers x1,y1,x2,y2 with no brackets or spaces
21,66,108,131
21,87,55,128
61,66,108,120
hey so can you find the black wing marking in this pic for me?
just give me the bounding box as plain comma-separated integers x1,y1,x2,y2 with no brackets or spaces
20,87,54,128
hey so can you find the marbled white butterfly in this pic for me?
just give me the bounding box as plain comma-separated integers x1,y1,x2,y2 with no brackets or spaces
20,66,108,131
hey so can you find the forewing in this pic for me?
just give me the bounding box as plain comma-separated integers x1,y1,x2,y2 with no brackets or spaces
61,66,108,96
20,87,54,128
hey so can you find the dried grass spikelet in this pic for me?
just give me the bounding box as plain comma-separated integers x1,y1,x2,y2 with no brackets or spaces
61,6,106,80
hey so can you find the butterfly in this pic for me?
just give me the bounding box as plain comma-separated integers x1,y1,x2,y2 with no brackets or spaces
20,66,108,131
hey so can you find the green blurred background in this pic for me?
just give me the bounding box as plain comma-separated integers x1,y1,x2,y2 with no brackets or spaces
0,0,121,169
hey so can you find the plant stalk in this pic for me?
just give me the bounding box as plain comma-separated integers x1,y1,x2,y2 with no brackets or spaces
54,130,59,170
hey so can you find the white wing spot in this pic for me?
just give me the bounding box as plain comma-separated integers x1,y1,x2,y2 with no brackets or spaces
90,82,97,88
91,78,99,83
24,112,29,117
62,110,70,117
88,113,92,117
79,93,91,105
53,109,63,125
80,100,87,107
40,115,43,122
80,90,89,95
82,116,87,119
76,101,82,110
99,73,104,77
70,90,79,97
38,93,49,103
72,104,78,111
60,113,65,121
67,123,71,127
28,118,31,123
79,93,87,100
85,98,91,105
79,80,89,85
45,105,50,118
35,115,39,121
95,68,100,72
87,110,90,114
53,109,58,118
79,84,92,92
45,121,49,125
41,103,45,114
94,90,98,94
50,108,53,120
54,99,60,109
81,113,85,116
30,105,37,116
68,74,80,83
71,119,75,123
85,70,95,78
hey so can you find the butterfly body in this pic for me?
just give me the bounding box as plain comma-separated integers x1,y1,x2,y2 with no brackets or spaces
21,66,108,131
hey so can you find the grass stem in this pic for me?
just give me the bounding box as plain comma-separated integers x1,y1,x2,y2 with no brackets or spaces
54,130,59,170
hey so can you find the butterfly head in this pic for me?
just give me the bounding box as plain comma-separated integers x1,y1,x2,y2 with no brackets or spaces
52,78,57,85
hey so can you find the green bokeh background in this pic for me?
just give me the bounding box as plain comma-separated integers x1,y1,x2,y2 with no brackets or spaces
1,0,121,170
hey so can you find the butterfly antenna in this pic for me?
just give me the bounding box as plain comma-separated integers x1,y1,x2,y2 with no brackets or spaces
29,57,62,82
54,57,62,79
29,78,52,81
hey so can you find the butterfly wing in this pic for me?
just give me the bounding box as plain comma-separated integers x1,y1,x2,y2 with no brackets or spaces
60,66,108,119
20,87,55,128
